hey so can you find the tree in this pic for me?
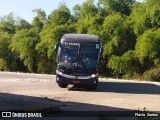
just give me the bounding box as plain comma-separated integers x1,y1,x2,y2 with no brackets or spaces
9,28,39,72
9,9,49,73
35,2,75,73
102,13,136,57
49,2,71,26
32,9,48,31
36,23,75,73
0,13,16,34
0,0,160,81
87,16,104,35
76,0,100,34
0,13,27,71
131,0,160,36
15,18,31,31
72,4,81,20
80,0,97,18
98,0,135,15
0,32,11,70
108,50,137,76
135,29,160,66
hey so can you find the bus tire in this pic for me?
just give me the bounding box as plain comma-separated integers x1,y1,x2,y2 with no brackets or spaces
90,79,98,90
58,83,68,88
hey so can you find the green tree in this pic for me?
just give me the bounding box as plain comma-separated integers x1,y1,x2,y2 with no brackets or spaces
131,0,160,36
9,28,39,72
135,29,160,66
36,23,75,73
87,16,104,35
0,13,26,71
108,50,137,77
102,13,136,57
0,13,16,34
0,32,11,70
98,0,135,15
72,4,81,21
80,0,97,18
49,2,71,26
32,8,47,31
76,0,101,34
1,0,160,81
15,19,31,31
36,3,75,73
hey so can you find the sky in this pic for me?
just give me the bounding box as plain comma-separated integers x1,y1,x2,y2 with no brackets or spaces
0,0,144,23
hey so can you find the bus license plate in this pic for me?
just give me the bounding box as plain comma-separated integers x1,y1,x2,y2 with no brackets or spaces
73,80,80,84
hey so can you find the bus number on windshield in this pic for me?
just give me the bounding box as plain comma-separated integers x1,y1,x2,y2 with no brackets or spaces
65,42,80,46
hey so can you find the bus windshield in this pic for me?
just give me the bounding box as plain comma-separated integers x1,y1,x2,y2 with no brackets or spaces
58,44,99,70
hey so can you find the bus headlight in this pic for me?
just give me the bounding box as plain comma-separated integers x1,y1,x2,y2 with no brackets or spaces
91,74,96,78
56,70,63,75
56,69,64,75
59,71,63,75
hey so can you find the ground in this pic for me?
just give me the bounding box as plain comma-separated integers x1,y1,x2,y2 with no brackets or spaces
0,72,160,119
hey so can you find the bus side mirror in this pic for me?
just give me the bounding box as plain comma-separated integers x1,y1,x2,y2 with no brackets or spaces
100,47,103,57
54,42,60,54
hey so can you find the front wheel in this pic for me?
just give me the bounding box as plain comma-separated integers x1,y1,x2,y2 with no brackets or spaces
89,79,98,90
58,83,68,88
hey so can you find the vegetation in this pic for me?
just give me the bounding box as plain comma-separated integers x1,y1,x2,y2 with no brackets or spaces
0,0,160,81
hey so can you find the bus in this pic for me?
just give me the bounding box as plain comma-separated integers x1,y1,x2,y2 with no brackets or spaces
54,34,103,89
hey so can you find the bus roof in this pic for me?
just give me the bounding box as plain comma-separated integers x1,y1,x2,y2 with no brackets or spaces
61,34,100,43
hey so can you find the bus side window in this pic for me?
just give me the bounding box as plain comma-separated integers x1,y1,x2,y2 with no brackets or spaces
100,46,103,57
56,46,61,63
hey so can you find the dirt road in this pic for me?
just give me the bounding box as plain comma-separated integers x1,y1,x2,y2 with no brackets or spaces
0,72,160,117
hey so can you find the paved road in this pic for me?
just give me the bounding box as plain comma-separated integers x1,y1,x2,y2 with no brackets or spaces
0,72,160,117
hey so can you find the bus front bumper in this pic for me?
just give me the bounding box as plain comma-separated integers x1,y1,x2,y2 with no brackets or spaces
56,74,98,85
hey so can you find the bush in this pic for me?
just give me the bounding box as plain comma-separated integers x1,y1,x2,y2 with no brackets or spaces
143,66,160,82
108,50,136,76
0,58,7,71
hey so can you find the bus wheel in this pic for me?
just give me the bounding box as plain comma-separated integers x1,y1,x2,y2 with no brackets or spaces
58,83,68,88
90,79,98,90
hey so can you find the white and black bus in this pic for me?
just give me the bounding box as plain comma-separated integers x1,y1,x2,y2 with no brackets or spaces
54,34,103,89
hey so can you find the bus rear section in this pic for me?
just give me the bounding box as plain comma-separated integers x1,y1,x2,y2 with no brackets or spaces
54,34,103,89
